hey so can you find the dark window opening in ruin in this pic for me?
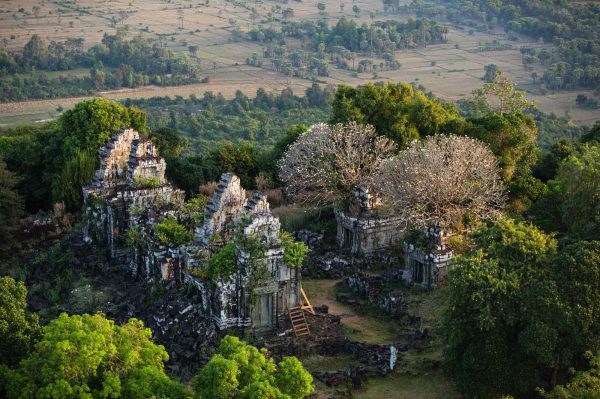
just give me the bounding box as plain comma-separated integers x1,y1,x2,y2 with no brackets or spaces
414,261,424,283
344,227,354,249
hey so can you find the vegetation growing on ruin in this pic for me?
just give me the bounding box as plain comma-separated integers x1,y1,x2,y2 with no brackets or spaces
182,194,209,225
133,176,162,189
124,226,144,249
205,242,238,282
154,217,193,248
280,231,310,269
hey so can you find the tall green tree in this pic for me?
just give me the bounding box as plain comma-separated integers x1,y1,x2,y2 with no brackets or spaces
0,156,23,250
5,313,186,399
541,352,600,399
193,335,314,399
330,82,461,148
445,219,600,397
556,147,600,239
53,150,98,212
444,219,558,397
58,98,147,156
530,145,600,239
50,98,147,205
148,127,189,157
462,112,537,182
0,277,40,368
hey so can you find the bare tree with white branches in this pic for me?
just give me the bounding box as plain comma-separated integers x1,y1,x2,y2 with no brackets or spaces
374,135,505,229
278,122,396,207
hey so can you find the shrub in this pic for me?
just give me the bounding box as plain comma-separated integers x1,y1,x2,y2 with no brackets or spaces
280,231,309,268
206,242,237,281
154,217,192,247
184,194,209,224
133,176,162,189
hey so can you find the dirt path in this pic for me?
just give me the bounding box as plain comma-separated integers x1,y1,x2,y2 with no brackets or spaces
302,279,399,344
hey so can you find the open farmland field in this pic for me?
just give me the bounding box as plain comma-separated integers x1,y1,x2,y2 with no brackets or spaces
0,0,598,127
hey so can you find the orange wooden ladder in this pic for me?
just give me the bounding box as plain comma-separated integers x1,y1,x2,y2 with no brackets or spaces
288,286,315,337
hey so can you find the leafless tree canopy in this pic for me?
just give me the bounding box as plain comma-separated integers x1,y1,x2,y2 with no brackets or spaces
278,122,396,206
374,135,505,228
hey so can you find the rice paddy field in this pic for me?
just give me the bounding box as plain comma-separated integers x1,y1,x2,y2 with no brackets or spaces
0,0,598,127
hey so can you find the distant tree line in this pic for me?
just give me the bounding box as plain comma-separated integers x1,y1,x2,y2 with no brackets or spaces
408,0,600,91
0,31,199,101
242,17,446,77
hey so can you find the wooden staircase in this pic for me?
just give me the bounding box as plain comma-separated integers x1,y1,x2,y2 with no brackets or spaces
288,286,315,337
288,306,310,337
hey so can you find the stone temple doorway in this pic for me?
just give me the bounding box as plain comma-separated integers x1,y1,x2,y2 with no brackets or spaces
252,293,274,328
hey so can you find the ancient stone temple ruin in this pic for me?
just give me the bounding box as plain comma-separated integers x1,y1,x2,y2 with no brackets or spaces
402,225,454,289
334,185,454,289
83,128,185,262
335,186,404,254
83,128,304,332
195,173,302,330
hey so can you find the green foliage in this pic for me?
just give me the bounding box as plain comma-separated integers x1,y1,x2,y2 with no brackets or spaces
205,242,238,281
280,231,309,269
0,156,23,251
4,313,186,398
210,141,259,189
274,356,315,399
330,82,461,149
54,150,98,212
0,33,198,101
468,218,556,266
183,194,209,225
154,217,193,247
0,125,51,211
193,335,313,399
580,122,600,145
461,112,537,182
444,219,600,397
148,127,189,157
541,352,600,399
403,229,430,249
555,146,600,239
530,145,600,239
59,98,147,156
122,366,189,399
0,277,40,368
124,226,144,249
133,176,162,189
264,124,308,183
472,70,534,115
550,241,600,361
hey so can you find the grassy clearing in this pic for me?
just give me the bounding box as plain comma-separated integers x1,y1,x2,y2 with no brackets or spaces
302,278,401,344
301,353,361,373
302,276,460,398
353,371,460,399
